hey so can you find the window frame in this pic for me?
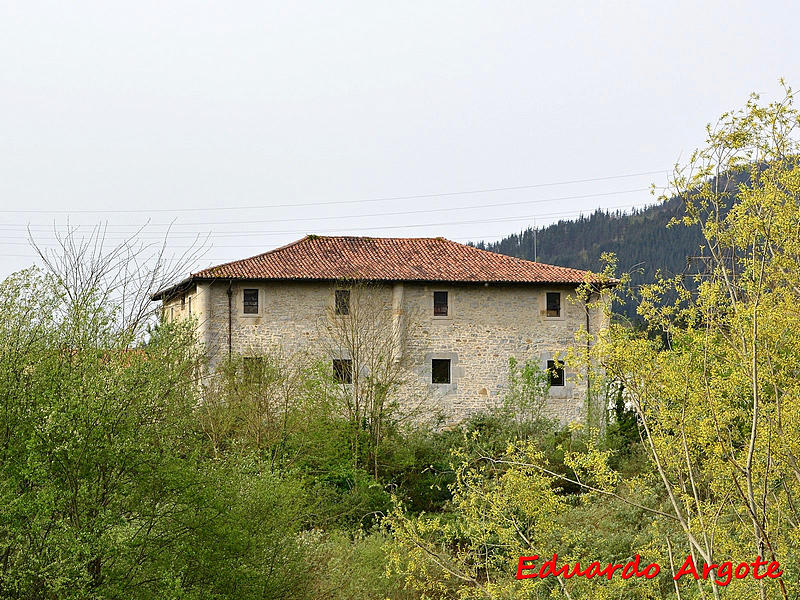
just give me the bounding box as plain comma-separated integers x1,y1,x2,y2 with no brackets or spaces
334,289,350,316
242,288,260,316
433,291,449,317
432,289,453,320
431,358,451,384
547,359,565,387
545,291,563,319
333,359,353,384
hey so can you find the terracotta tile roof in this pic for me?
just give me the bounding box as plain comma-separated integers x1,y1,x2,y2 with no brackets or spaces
200,236,601,282
153,236,608,299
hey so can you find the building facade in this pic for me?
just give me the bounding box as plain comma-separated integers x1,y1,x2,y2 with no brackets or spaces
153,236,612,424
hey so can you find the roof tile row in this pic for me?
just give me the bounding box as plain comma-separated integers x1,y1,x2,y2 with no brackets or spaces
190,235,600,284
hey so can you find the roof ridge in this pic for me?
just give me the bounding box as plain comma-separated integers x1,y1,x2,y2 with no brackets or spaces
150,235,614,301
192,235,596,278
307,236,590,274
307,234,441,241
440,237,592,274
190,235,312,277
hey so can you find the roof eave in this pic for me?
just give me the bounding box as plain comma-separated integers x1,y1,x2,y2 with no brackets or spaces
158,274,610,287
150,276,198,302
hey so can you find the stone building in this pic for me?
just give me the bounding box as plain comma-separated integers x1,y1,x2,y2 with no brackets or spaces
152,235,612,424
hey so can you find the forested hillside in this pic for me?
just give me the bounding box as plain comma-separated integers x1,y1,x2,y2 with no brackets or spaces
473,196,704,320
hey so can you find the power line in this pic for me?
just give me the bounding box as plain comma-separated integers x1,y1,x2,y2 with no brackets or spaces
6,201,655,247
0,169,667,214
0,227,592,255
0,233,519,261
2,231,511,259
0,187,652,231
11,202,654,242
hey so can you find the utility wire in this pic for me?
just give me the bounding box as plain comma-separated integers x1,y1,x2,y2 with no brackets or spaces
0,169,666,214
2,230,519,258
1,187,653,231
7,202,654,247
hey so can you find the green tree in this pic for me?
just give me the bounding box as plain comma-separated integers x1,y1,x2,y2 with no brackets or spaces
385,84,800,599
0,256,311,598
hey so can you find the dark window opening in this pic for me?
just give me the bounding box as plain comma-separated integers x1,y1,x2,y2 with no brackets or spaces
333,359,352,384
181,295,185,308
432,359,451,384
433,291,449,316
243,289,259,314
547,359,565,387
188,296,192,315
335,289,350,315
546,292,561,317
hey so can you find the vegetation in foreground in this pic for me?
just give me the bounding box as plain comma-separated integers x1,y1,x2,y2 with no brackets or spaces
3,86,800,599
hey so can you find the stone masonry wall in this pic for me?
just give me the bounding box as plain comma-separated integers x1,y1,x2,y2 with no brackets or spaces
165,280,608,426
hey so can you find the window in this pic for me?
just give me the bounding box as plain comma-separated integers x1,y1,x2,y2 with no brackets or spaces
333,359,352,384
546,292,561,317
433,291,449,316
547,359,565,387
335,289,350,315
187,296,192,315
431,359,451,384
181,295,186,309
243,289,259,314
170,307,175,322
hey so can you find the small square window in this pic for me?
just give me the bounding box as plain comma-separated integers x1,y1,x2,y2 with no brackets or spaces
243,289,259,314
433,291,448,316
333,359,352,384
432,359,451,384
546,292,561,318
547,359,565,387
335,289,350,315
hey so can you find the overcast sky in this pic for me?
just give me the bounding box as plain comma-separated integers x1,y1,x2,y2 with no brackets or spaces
1,1,798,280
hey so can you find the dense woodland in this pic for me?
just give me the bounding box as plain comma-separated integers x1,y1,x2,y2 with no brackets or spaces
2,91,800,600
473,198,705,321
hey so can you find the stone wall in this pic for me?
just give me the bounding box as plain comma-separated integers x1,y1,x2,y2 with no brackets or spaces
164,279,608,426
